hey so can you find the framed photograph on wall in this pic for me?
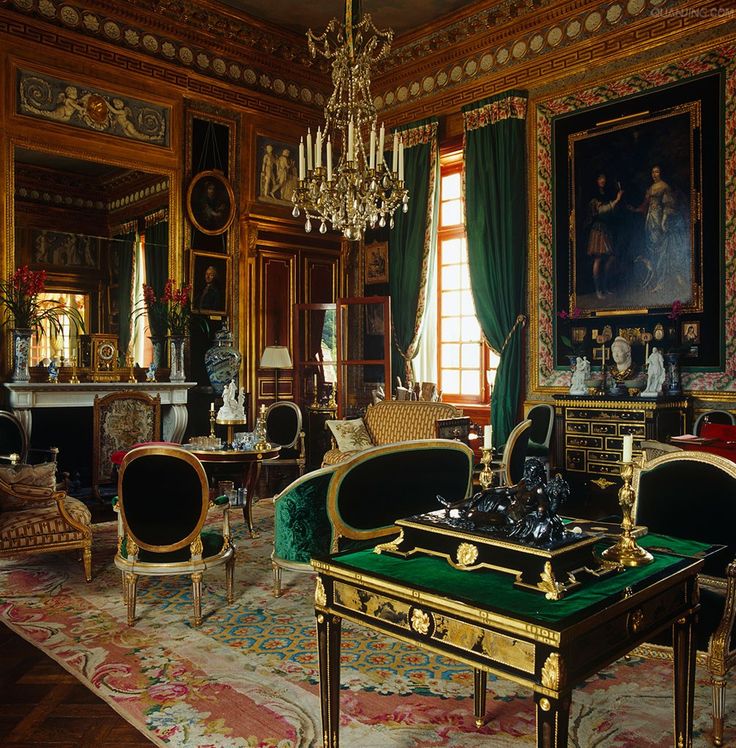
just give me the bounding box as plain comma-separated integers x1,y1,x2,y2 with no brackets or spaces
364,241,389,284
190,249,229,316
255,135,299,206
186,170,235,236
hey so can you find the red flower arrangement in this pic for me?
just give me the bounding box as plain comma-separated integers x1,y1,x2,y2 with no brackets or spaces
0,266,83,334
140,279,192,337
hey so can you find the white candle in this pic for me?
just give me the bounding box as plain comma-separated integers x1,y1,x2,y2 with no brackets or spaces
209,402,215,415
369,125,376,169
306,128,313,171
378,123,385,164
622,434,633,463
315,127,322,168
347,118,354,161
483,424,493,450
326,137,332,181
398,138,404,182
298,137,305,180
392,132,399,173
645,342,649,363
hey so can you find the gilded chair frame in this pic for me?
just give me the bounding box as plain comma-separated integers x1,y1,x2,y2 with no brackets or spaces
114,444,235,626
0,474,92,581
92,391,161,500
265,400,306,472
632,450,736,746
497,419,532,486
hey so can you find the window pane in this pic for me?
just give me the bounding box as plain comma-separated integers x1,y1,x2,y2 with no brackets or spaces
461,343,480,368
441,264,462,290
461,290,476,315
442,237,464,264
442,290,462,316
441,171,461,200
441,199,463,226
459,263,471,289
441,343,460,368
461,316,481,341
441,317,461,342
442,369,460,392
461,370,480,396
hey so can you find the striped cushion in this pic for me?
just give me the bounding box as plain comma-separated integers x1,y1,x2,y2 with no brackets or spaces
0,497,91,551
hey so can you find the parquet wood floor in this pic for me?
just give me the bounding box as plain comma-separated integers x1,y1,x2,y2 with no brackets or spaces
0,624,154,746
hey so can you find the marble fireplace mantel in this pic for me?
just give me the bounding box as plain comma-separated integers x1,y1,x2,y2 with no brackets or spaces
3,382,196,443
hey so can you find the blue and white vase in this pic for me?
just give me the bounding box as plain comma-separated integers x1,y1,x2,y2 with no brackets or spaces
12,328,32,382
665,352,682,396
204,321,242,396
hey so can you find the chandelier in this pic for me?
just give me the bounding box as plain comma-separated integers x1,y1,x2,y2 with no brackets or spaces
292,1,409,241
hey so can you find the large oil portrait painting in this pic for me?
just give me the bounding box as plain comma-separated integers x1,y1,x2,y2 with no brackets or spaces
569,104,702,314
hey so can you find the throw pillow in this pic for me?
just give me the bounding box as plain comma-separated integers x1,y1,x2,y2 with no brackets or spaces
326,418,374,453
0,461,57,511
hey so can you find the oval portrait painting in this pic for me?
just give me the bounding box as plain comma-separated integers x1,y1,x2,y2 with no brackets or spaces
186,170,235,236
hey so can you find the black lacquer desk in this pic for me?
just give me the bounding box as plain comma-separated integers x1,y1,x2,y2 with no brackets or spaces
312,537,702,748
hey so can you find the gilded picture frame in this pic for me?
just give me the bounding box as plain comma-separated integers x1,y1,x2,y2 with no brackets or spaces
186,170,235,236
190,249,229,316
364,241,389,285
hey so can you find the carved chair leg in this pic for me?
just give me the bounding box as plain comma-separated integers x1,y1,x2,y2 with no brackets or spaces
226,554,235,604
82,543,92,582
712,675,726,746
125,572,138,626
272,561,282,598
121,571,127,604
192,572,203,626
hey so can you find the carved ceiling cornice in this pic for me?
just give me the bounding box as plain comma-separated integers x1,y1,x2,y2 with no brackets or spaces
373,0,727,119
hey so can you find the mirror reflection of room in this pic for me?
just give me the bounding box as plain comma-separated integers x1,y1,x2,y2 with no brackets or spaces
13,147,169,373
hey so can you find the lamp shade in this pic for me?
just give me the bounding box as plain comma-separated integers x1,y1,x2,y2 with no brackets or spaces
260,345,293,369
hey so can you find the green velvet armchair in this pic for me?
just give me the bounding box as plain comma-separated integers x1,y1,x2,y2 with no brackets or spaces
271,439,474,596
633,450,736,746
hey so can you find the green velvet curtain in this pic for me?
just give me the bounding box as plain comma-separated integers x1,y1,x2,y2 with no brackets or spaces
463,91,528,445
144,220,169,337
388,118,439,386
115,230,136,355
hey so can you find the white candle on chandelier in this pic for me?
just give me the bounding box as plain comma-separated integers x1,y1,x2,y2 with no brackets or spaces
369,125,376,169
315,127,322,169
306,128,313,171
347,118,354,161
298,137,305,180
326,136,333,181
392,132,399,173
398,138,404,182
378,123,385,167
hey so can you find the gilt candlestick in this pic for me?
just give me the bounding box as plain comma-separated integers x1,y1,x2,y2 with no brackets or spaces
479,447,494,490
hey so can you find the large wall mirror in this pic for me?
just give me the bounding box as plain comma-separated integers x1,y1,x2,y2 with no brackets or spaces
10,142,179,369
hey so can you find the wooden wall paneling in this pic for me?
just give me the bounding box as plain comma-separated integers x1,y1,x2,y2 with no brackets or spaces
256,248,296,407
301,253,339,305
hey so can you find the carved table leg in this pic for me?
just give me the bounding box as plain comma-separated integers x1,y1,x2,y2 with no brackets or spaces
316,612,341,748
473,668,487,727
535,691,571,748
241,460,263,538
673,613,696,748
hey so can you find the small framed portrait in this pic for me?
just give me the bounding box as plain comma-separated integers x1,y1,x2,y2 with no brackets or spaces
186,170,235,236
256,135,299,205
681,321,700,345
190,250,229,316
364,241,389,285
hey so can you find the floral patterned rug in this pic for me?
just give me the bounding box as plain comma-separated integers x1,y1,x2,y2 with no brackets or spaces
0,503,729,747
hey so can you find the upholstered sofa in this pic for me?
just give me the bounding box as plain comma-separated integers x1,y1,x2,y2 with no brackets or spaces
321,400,461,466
0,461,93,581
272,439,474,596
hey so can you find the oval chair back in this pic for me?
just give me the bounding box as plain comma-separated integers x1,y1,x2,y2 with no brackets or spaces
693,409,735,436
502,419,532,486
0,410,28,463
118,446,209,553
526,404,554,456
265,401,303,449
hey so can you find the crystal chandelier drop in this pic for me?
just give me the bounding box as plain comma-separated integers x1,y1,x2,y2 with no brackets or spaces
292,0,409,241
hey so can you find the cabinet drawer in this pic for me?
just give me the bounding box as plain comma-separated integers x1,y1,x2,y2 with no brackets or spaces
566,421,590,434
567,435,602,449
619,424,645,437
589,461,621,476
588,450,619,463
591,423,617,435
566,449,586,472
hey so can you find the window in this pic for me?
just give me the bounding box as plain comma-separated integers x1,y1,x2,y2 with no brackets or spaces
437,155,499,403
30,291,87,366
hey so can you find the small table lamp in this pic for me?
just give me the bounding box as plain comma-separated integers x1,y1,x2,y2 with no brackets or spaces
260,345,293,401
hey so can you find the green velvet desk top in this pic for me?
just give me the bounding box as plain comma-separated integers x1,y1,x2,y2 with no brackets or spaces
326,534,707,626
